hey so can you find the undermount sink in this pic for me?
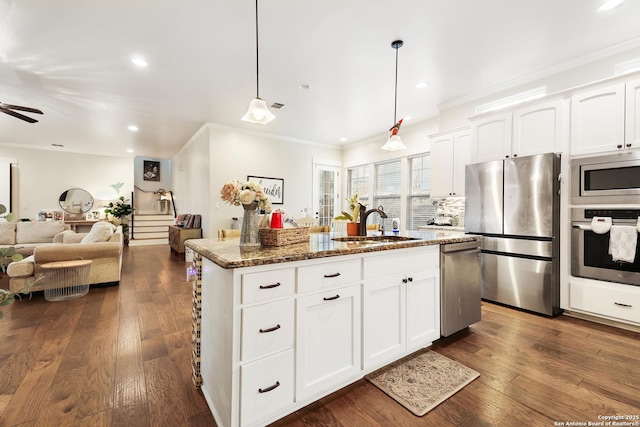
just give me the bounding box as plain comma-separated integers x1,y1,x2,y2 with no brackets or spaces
332,235,421,244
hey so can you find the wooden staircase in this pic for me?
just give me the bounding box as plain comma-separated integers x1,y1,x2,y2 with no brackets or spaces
128,214,175,246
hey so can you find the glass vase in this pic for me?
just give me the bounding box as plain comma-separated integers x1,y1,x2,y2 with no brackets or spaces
240,201,261,246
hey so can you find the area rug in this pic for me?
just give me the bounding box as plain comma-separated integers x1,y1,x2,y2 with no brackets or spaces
365,350,480,416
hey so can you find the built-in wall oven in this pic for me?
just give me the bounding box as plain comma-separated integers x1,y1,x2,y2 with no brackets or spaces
571,208,640,285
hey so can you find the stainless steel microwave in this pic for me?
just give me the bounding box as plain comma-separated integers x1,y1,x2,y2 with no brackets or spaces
571,151,640,204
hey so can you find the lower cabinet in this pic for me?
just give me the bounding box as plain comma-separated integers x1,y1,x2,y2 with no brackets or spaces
240,349,294,426
569,279,640,325
199,247,441,427
295,284,361,400
362,247,440,370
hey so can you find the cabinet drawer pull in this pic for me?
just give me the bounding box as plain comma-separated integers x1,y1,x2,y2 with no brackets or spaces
259,282,281,289
258,381,280,393
323,272,341,278
259,324,281,333
614,302,632,308
323,294,340,301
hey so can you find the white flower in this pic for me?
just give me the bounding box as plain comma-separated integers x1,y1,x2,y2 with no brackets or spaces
238,189,257,204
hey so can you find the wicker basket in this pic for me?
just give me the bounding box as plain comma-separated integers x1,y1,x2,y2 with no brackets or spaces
260,227,310,246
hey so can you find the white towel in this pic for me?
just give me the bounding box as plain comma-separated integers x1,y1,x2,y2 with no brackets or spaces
591,216,612,234
609,225,638,263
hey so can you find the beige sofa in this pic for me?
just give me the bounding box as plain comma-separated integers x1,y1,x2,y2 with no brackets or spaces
0,220,73,256
7,222,124,293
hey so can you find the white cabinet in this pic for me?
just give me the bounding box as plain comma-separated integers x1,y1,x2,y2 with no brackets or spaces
571,83,626,155
199,246,442,427
512,99,564,157
296,284,361,400
569,279,640,325
362,247,440,370
625,78,640,150
470,112,512,162
430,129,470,197
470,99,564,163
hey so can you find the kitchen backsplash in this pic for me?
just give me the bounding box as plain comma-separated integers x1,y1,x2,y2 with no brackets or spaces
433,197,465,227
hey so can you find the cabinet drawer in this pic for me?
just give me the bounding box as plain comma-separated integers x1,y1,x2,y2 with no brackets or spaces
240,349,294,427
242,268,295,304
297,258,361,294
570,281,640,324
241,299,294,361
363,247,439,279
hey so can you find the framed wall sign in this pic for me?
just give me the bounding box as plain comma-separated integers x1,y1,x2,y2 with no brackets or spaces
247,175,284,204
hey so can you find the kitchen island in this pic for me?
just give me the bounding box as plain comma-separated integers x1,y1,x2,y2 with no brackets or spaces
185,230,478,427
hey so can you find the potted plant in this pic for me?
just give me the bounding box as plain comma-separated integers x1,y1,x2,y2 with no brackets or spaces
334,193,363,236
104,196,133,241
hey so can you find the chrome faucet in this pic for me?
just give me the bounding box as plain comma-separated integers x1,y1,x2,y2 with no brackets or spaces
358,203,388,236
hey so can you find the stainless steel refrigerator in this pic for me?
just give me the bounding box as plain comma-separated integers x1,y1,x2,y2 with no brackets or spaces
465,152,561,316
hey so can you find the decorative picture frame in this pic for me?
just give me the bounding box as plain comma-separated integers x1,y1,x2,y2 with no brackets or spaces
247,175,284,204
143,160,160,181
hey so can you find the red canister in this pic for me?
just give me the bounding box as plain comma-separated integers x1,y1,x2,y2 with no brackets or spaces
270,210,283,228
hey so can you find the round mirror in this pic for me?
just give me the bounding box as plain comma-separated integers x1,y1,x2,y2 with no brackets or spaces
59,188,94,214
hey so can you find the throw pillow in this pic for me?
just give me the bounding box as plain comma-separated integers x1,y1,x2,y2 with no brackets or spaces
81,222,115,244
0,222,16,245
16,221,66,244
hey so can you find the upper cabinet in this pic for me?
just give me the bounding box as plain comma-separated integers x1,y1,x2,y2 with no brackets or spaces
626,78,640,150
430,128,470,198
570,83,626,156
470,98,564,163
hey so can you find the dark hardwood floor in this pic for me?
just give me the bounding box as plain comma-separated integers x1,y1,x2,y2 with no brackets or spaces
1,245,639,426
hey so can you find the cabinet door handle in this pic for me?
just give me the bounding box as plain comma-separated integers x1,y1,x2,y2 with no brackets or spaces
402,278,408,283
627,143,632,148
258,381,280,393
513,154,518,158
323,272,341,278
259,324,281,333
617,144,623,149
259,282,281,289
323,294,340,301
408,277,413,282
614,302,632,308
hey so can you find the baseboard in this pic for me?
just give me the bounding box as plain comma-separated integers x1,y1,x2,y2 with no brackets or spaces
563,310,640,333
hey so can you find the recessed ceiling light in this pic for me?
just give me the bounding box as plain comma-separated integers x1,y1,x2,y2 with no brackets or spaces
298,84,311,90
131,57,148,67
598,0,623,11
416,81,429,89
404,116,412,121
128,125,139,132
127,149,135,153
339,137,347,142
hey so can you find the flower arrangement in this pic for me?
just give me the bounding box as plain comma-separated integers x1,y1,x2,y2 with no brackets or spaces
334,193,364,223
220,179,271,211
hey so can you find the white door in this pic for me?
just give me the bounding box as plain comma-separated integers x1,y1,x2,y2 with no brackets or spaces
406,269,440,351
571,83,625,156
312,163,339,227
470,112,513,162
362,277,406,370
295,285,361,400
625,78,640,151
513,98,564,157
429,134,454,198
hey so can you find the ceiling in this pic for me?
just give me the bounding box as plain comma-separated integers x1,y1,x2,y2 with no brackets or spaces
2,0,640,159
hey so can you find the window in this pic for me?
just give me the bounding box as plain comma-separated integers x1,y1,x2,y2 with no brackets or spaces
408,155,436,230
347,166,369,206
373,160,401,227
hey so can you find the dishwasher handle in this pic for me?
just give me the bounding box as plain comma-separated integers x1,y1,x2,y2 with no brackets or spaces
441,241,480,253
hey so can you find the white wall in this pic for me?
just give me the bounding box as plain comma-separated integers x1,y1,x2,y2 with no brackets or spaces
0,146,133,220
172,123,342,238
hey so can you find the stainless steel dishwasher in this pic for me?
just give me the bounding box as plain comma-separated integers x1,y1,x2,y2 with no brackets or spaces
440,240,481,337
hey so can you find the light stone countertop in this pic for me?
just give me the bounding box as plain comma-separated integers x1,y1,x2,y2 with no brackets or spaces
185,230,479,269
418,225,465,232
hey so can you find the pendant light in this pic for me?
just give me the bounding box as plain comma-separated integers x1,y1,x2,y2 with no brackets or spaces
241,0,275,124
381,40,407,151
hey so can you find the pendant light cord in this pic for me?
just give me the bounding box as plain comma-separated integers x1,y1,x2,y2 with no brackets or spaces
393,44,398,124
255,0,260,98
